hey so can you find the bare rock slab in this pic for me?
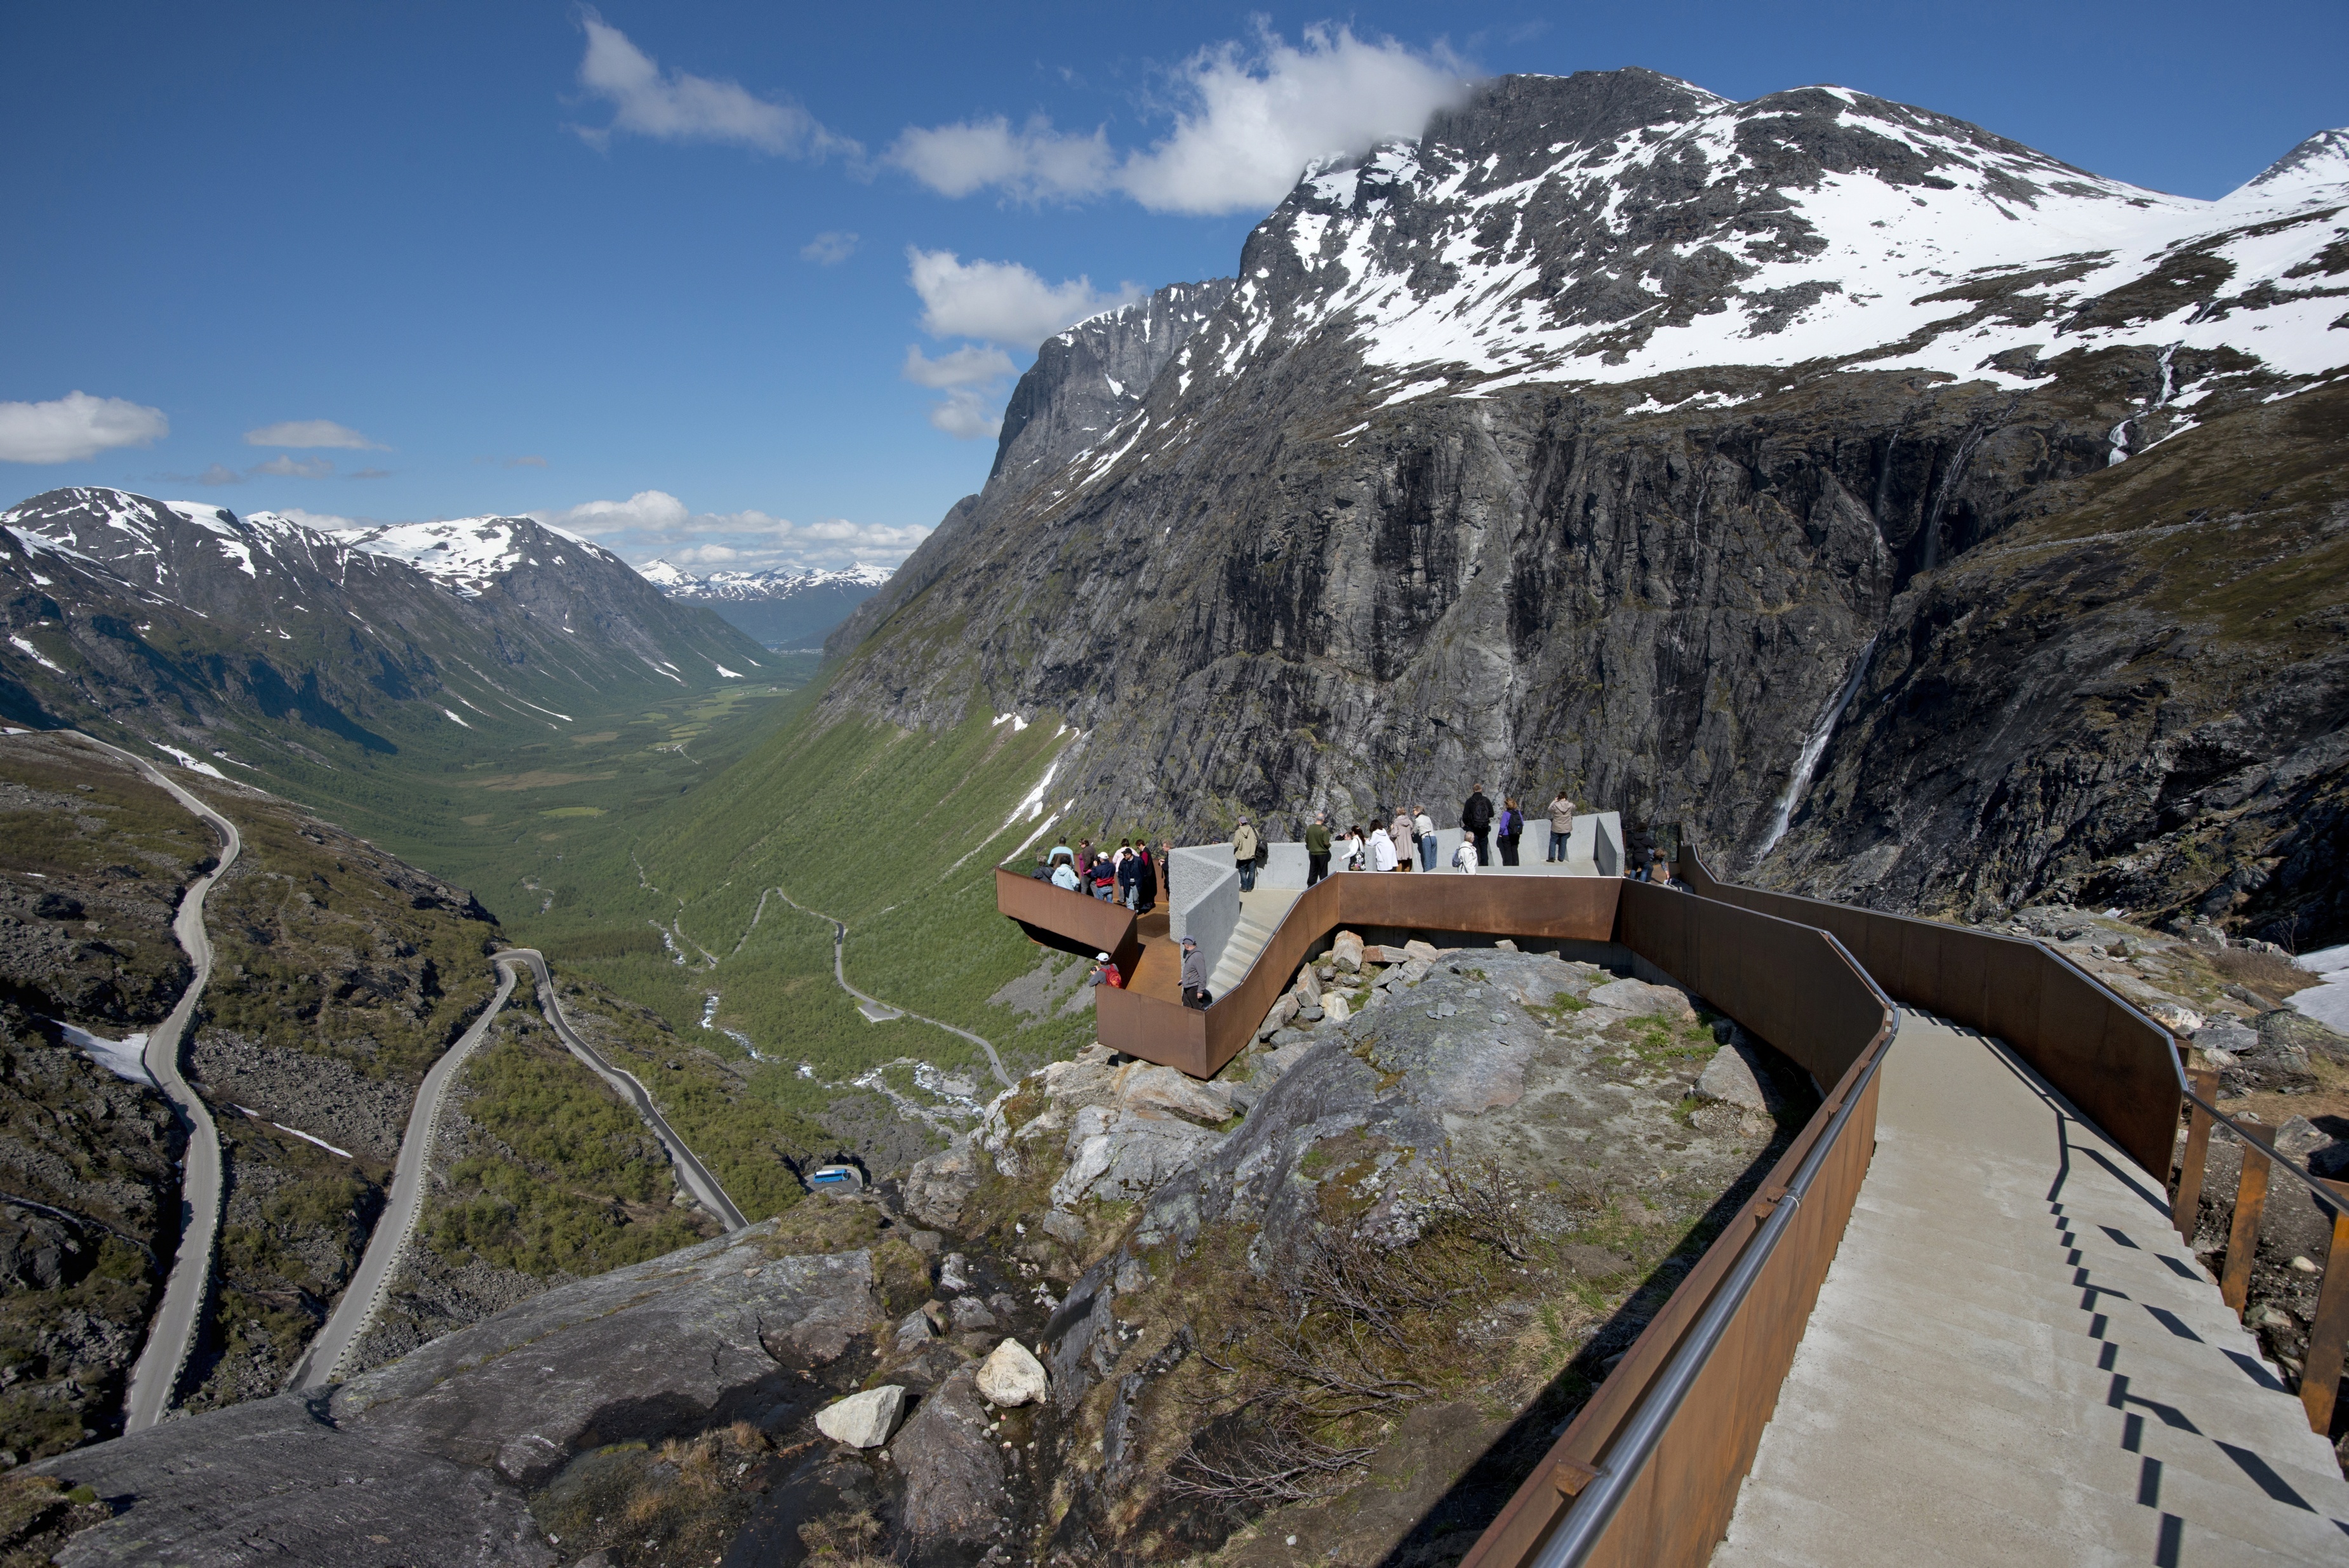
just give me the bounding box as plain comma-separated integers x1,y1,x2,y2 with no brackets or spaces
34,1393,556,1567
905,1134,981,1229
332,1228,877,1485
976,1338,1049,1407
815,1384,905,1448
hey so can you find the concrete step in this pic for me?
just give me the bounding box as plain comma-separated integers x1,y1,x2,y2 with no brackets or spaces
1813,1262,2299,1395
1742,1389,2349,1559
1836,1208,2245,1339
1715,1465,2324,1568
1776,1314,2349,1517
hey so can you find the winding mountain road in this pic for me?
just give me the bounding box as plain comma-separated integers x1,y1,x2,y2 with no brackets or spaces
288,953,523,1391
764,886,1012,1091
58,737,244,1435
504,948,749,1230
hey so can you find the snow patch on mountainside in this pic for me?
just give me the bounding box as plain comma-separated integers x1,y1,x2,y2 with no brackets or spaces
326,517,611,597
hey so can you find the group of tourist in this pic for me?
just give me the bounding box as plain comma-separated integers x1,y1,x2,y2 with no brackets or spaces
1274,786,1578,884
1033,836,1167,912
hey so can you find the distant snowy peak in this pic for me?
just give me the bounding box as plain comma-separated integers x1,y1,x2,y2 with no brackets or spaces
327,516,613,598
1037,74,2348,496
642,560,893,601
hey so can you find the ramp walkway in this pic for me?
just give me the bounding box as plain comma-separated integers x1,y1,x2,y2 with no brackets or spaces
1715,1012,2349,1566
1209,886,1301,997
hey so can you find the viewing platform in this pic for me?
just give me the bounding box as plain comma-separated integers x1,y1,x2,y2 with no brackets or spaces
995,830,2349,1566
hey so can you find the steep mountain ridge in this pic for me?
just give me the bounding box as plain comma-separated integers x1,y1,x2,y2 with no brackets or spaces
817,69,2349,943
0,486,774,847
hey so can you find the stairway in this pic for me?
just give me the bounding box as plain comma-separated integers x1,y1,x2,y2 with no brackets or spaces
1713,1013,2349,1565
1208,886,1301,997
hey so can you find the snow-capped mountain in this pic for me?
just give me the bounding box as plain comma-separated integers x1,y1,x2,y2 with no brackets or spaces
324,515,619,599
825,68,2349,945
639,559,891,648
0,487,771,797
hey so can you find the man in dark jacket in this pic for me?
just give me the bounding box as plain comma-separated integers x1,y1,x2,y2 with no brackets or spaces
1461,785,1496,871
1303,811,1333,886
1180,934,1210,1009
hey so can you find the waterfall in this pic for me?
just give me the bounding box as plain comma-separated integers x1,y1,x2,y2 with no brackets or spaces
1756,635,1879,861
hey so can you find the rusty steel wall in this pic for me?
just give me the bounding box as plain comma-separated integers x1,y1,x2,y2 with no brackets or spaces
1459,898,1894,1568
1675,853,2180,1178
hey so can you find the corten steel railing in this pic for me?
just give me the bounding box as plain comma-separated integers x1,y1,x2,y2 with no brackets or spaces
1676,847,2349,1437
995,870,1145,993
1674,849,2184,1179
1090,870,1623,1077
1460,884,1896,1568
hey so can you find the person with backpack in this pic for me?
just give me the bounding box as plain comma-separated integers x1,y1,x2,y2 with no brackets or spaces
1453,837,1480,874
1091,951,1123,988
1497,797,1524,867
1232,816,1259,893
1304,811,1333,886
1547,790,1576,862
1461,785,1495,870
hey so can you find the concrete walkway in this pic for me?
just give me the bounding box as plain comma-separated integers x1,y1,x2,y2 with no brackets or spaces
1715,1012,2349,1566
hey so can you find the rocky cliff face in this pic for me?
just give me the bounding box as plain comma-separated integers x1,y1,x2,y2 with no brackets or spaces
819,70,2349,943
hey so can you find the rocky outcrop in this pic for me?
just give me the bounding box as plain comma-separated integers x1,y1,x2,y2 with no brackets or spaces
34,1218,889,1563
332,1232,877,1486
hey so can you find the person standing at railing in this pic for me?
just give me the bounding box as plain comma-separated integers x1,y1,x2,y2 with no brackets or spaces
1232,816,1259,893
1414,804,1437,871
1453,837,1480,873
1305,811,1333,886
1369,822,1398,870
1497,797,1524,867
1388,807,1414,870
1336,823,1364,872
1116,844,1141,908
1461,784,1495,870
1547,790,1575,862
1051,852,1080,891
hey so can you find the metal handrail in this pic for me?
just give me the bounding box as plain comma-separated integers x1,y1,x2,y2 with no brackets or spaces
1531,1001,1897,1567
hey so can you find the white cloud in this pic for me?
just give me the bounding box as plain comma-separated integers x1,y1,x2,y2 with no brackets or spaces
533,489,689,536
801,230,859,265
888,116,1114,203
907,248,1140,350
902,343,1016,389
251,454,335,478
243,419,386,450
573,10,859,161
0,391,170,463
529,492,928,573
889,25,1472,215
926,389,1003,441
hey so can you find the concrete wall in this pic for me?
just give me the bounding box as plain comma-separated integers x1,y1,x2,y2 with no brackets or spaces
1244,811,1621,883
1168,842,1240,976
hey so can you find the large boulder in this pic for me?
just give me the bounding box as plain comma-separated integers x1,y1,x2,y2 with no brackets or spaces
1049,1105,1221,1208
1114,1061,1234,1124
976,1338,1049,1407
815,1385,905,1448
905,1134,982,1229
1694,1039,1781,1113
893,1365,1006,1550
1332,931,1365,972
1587,977,1698,1021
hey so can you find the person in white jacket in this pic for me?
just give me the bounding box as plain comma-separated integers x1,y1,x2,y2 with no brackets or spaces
1369,825,1397,871
1453,838,1479,874
1335,826,1364,870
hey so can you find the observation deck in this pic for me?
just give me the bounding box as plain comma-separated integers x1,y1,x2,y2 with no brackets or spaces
996,832,2349,1565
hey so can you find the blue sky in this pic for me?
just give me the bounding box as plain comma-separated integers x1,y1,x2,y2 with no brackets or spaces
4,2,2343,573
